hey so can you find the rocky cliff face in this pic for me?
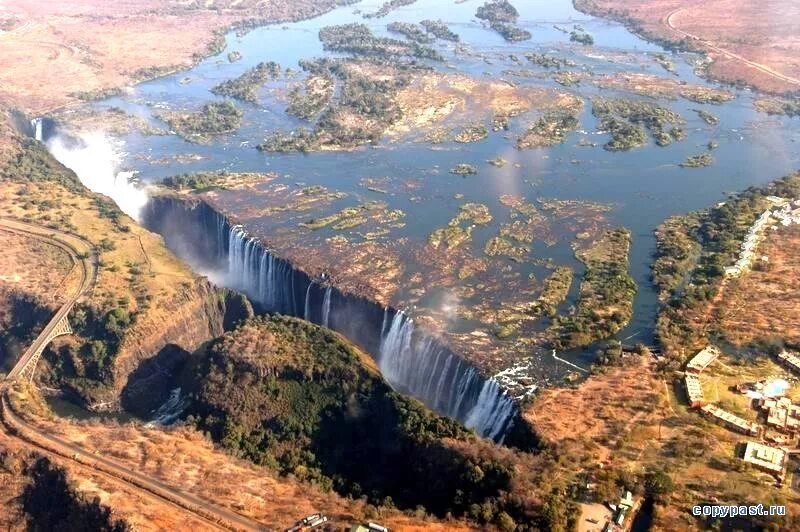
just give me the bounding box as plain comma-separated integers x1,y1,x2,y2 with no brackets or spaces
114,280,252,414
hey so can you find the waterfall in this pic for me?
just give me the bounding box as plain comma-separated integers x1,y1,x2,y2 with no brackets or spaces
31,117,43,141
378,310,516,439
46,130,149,221
147,388,189,426
321,286,332,328
142,198,519,441
304,284,313,321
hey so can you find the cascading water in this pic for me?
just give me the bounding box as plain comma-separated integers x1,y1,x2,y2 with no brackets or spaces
147,387,189,426
142,197,518,441
46,130,149,221
31,117,43,142
321,286,332,328
378,311,516,440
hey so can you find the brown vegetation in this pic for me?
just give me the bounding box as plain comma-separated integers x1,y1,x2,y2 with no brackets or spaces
575,0,800,94
716,224,800,347
526,354,800,530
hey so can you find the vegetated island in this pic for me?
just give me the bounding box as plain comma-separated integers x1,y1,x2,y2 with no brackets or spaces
475,0,531,42
592,96,685,151
159,100,243,143
211,61,281,103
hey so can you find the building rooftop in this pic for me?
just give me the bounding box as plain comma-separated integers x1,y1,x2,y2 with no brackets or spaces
686,346,720,373
742,441,786,474
777,351,800,374
700,404,759,435
685,374,705,406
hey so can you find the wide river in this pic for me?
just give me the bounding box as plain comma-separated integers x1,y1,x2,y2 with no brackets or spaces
47,0,800,392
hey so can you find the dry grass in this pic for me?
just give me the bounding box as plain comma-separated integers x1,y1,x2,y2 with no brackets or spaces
575,0,800,94
525,353,800,530
22,409,472,530
525,356,667,463
0,178,226,401
594,72,734,102
0,427,214,531
0,230,76,308
717,224,800,347
388,72,582,137
0,0,351,115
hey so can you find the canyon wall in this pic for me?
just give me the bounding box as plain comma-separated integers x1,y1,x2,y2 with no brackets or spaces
143,195,517,440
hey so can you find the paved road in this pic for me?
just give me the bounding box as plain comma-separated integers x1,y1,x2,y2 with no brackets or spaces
0,218,97,380
0,218,265,531
665,7,800,88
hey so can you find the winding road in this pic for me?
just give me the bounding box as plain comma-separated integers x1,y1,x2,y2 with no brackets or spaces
665,6,800,88
0,218,265,531
0,218,97,381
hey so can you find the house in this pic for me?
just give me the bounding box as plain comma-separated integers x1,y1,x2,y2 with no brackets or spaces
700,404,760,436
685,374,706,407
777,351,800,375
686,346,720,373
741,441,786,477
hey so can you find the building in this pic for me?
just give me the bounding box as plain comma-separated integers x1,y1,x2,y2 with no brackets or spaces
686,345,720,373
700,404,759,436
741,441,786,477
760,396,800,435
685,374,705,408
777,350,800,375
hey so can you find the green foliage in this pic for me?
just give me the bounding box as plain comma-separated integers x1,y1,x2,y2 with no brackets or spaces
476,0,519,23
654,172,800,364
420,20,460,42
259,58,414,152
319,23,443,60
570,30,594,45
386,22,432,43
593,97,684,151
160,171,228,192
0,139,83,192
210,62,280,103
53,303,135,385
680,153,714,168
644,468,674,498
365,0,417,19
552,229,636,349
159,100,243,142
184,315,516,518
475,1,530,41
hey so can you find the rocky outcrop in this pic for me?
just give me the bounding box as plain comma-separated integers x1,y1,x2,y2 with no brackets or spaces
107,281,252,411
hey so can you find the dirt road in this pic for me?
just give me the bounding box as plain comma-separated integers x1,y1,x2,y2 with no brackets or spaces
665,7,800,88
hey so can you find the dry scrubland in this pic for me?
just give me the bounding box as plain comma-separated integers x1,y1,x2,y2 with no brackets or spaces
12,388,467,531
0,230,77,309
575,0,800,94
0,143,234,406
526,355,800,530
389,72,582,139
0,417,213,530
717,224,800,347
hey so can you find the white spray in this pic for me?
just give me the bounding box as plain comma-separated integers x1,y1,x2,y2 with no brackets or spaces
46,131,149,221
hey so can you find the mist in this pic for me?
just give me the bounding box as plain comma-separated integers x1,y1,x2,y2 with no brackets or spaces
47,131,149,221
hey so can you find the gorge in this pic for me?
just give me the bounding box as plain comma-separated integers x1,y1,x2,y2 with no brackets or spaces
142,195,518,440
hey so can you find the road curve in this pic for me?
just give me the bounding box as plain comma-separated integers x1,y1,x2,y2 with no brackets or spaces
0,218,265,530
0,217,97,381
665,7,800,88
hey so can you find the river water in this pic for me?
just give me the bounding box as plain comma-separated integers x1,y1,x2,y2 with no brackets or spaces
47,0,800,393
